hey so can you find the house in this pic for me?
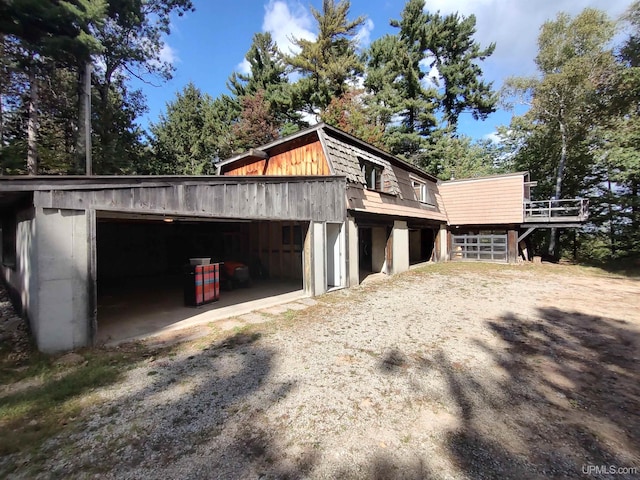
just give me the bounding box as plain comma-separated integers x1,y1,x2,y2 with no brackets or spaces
217,123,449,287
0,123,587,352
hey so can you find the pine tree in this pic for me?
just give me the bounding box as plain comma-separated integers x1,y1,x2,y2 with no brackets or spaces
286,0,365,114
148,83,218,175
364,0,496,171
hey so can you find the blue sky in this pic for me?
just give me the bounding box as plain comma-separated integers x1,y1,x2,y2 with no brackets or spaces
132,0,631,142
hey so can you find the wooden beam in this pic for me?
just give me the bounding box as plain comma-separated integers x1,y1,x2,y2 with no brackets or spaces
518,227,536,243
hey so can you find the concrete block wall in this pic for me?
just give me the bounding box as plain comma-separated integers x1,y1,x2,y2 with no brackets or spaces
391,220,409,274
34,208,92,352
2,207,36,322
347,218,359,287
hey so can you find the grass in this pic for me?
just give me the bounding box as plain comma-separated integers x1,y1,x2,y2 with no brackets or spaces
0,343,148,460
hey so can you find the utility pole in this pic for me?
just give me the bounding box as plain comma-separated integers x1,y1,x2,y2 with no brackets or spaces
84,60,92,175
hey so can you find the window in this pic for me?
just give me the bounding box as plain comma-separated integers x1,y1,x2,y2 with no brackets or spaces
360,159,384,191
411,178,436,205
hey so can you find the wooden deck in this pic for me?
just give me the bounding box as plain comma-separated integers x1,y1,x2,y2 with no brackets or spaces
523,199,589,223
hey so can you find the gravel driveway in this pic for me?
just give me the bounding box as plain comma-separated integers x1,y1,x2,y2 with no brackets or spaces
6,263,640,479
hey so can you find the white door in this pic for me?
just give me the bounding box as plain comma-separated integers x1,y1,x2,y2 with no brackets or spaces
326,223,344,288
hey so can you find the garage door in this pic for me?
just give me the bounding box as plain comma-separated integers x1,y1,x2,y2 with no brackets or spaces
451,234,507,262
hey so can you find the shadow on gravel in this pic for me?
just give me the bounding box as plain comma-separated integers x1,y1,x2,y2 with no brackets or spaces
438,307,640,479
43,331,317,479
333,453,437,480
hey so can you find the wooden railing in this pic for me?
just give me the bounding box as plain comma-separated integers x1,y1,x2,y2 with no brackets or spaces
523,198,589,222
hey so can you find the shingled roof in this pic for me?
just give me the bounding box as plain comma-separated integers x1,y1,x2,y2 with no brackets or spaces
320,128,401,196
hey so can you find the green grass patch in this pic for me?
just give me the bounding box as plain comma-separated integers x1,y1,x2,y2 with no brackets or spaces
0,345,147,458
578,256,640,278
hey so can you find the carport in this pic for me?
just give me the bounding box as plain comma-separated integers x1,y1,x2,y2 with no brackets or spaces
95,212,308,343
0,176,345,351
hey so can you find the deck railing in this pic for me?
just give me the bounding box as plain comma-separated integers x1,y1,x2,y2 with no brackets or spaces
523,198,589,222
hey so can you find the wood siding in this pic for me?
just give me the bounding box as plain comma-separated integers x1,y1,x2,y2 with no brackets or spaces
439,175,525,225
347,186,448,222
30,177,345,223
223,141,330,177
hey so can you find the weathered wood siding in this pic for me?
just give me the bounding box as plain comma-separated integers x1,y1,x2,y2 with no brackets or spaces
223,141,330,177
439,174,525,225
29,177,345,223
346,186,447,222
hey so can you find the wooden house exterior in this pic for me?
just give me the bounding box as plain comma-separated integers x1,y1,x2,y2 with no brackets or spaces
218,124,450,286
0,125,589,353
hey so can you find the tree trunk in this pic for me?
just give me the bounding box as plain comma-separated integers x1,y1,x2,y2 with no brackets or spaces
632,180,639,233
27,62,39,175
548,116,568,258
608,176,616,257
76,60,92,175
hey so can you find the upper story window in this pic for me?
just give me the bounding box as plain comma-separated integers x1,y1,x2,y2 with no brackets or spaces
360,159,384,191
412,178,436,206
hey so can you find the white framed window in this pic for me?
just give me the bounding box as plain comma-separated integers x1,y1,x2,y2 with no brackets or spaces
360,160,384,191
411,178,436,205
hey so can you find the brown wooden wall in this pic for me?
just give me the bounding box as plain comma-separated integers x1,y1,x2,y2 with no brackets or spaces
248,221,305,280
224,141,330,176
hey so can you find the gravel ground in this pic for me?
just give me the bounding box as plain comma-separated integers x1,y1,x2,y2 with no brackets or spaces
3,263,640,479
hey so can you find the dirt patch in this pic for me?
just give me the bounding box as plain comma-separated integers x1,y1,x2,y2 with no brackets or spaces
1,263,639,479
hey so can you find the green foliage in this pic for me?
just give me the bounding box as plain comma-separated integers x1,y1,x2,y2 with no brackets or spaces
148,83,218,174
286,0,365,114
227,32,304,136
500,7,640,260
416,130,498,179
363,0,496,175
0,0,192,175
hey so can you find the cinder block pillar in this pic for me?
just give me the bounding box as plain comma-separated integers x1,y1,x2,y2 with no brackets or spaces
304,221,326,297
438,225,449,262
34,208,93,352
347,217,359,287
391,220,409,274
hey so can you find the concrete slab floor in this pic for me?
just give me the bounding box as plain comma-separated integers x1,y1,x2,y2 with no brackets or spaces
97,276,305,346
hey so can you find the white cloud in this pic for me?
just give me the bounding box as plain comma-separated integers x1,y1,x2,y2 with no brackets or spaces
423,0,630,83
262,0,315,55
483,131,502,143
159,42,179,66
237,58,251,75
355,18,375,49
419,57,442,89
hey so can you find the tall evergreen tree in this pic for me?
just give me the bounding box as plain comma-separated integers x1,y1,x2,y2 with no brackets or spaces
148,83,217,175
286,0,365,114
227,32,302,134
92,0,194,173
0,0,107,174
364,0,496,173
587,2,640,258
